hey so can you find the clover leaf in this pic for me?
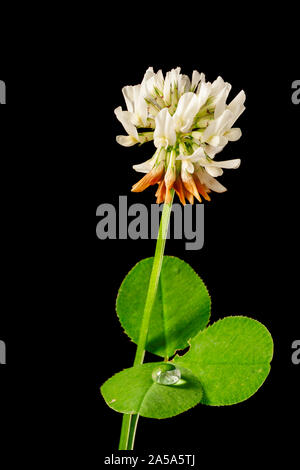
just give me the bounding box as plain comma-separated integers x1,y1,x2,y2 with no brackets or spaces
116,256,211,358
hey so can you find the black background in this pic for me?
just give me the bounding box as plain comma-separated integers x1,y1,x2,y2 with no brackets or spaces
1,16,299,467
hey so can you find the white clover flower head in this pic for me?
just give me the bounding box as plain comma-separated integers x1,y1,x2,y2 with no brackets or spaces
115,66,245,204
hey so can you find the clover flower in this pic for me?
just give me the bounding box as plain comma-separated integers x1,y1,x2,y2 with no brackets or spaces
115,67,245,204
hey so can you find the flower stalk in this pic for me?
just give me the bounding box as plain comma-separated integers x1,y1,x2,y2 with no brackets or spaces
113,66,246,450
119,190,175,450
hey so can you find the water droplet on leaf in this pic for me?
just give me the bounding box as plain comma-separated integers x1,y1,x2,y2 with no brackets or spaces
152,363,181,385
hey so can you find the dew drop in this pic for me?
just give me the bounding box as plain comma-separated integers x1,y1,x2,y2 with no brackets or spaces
152,363,181,385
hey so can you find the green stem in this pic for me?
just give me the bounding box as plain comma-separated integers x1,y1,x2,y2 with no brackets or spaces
127,414,139,450
118,414,139,451
118,190,175,450
133,193,174,366
119,414,132,450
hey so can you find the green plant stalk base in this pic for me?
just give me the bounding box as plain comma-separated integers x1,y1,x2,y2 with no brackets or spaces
118,191,175,450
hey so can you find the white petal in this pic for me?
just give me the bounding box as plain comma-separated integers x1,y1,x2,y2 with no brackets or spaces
215,109,235,134
209,135,228,147
176,153,190,161
214,83,232,118
122,85,145,123
204,144,224,158
141,67,155,84
198,155,241,172
197,82,212,108
133,156,156,173
177,146,205,163
201,120,217,141
228,90,246,115
209,158,241,169
163,72,171,105
133,163,151,173
165,149,177,185
145,76,156,97
210,76,225,95
139,71,154,125
190,147,206,162
198,169,227,193
116,135,138,147
226,91,246,127
181,159,194,175
163,67,181,105
179,75,191,95
191,70,203,91
225,128,242,141
173,92,200,132
202,109,233,142
130,85,142,116
114,106,138,139
122,84,149,126
205,166,224,177
132,148,162,173
122,86,134,112
186,161,195,173
231,105,245,127
154,108,176,148
155,70,164,93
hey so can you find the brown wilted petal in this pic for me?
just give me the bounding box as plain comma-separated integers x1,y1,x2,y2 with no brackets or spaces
131,162,164,193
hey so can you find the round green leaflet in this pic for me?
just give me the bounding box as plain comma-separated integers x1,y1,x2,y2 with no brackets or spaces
174,316,274,406
101,362,203,419
116,256,211,358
